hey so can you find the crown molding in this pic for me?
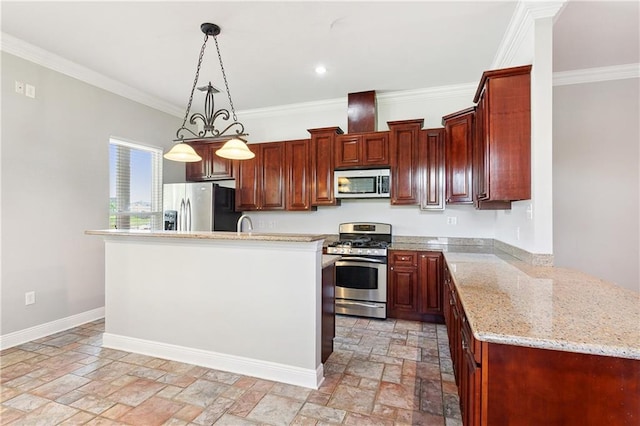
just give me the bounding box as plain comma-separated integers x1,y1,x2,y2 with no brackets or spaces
1,32,183,118
492,0,567,68
553,63,640,86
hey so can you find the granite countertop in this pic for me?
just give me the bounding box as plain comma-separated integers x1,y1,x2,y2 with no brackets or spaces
444,252,640,360
86,229,327,243
322,255,341,268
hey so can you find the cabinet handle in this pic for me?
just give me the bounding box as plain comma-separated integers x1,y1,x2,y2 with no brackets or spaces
462,339,469,351
390,266,394,271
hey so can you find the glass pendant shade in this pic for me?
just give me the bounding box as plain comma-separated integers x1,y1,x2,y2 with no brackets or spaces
216,138,255,160
163,143,202,162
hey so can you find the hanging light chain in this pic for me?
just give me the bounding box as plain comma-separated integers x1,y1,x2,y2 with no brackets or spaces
180,33,209,129
213,34,238,122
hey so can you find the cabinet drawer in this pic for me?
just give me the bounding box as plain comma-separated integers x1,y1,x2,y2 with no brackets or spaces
390,251,417,267
461,312,482,364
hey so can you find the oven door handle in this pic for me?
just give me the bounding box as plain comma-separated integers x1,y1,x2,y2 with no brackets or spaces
337,257,385,264
336,300,384,309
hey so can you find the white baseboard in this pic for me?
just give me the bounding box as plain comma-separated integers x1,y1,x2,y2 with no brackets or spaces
103,333,323,390
0,307,105,350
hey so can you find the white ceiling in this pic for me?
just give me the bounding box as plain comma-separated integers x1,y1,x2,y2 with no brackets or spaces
1,1,638,114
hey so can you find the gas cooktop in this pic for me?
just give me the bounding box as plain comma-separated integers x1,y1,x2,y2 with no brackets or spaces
326,222,392,256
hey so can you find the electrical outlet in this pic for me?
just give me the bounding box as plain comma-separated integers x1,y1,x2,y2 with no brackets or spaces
526,204,533,220
25,84,36,98
25,291,36,305
516,227,521,241
446,216,457,225
15,81,24,94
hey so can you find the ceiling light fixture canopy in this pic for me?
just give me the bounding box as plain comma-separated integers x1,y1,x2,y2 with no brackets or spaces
164,22,254,162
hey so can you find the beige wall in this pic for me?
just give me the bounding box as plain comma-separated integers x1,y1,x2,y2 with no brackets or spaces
1,52,183,336
553,78,640,292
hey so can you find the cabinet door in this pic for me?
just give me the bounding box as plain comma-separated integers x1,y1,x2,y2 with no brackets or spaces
260,142,285,210
309,127,343,206
185,143,210,181
418,252,442,315
334,135,361,168
185,142,234,182
206,142,234,180
362,132,389,166
473,65,531,204
389,119,423,205
286,139,312,211
388,267,419,313
444,110,474,204
388,251,419,318
420,129,445,210
234,152,260,211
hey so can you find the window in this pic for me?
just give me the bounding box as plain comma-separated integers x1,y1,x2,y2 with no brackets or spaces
109,138,162,230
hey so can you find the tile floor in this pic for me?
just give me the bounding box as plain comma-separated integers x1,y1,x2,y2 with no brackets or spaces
0,316,461,425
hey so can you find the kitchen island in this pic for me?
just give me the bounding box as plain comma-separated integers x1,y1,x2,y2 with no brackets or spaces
86,229,334,389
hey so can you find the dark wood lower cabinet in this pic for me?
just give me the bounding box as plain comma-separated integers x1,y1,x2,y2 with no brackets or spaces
322,263,336,363
443,265,640,426
388,250,444,323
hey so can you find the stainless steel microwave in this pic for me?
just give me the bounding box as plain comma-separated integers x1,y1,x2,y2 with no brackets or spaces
334,169,390,198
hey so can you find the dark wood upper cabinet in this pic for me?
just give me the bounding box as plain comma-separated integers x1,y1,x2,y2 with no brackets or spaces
389,119,423,205
308,127,343,206
334,132,389,169
473,65,531,204
442,108,474,204
285,139,314,211
185,141,234,181
419,128,445,210
235,142,285,211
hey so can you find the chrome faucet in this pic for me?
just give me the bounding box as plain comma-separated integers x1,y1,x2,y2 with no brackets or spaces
237,214,253,233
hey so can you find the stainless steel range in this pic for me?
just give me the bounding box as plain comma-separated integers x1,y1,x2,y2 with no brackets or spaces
327,222,391,319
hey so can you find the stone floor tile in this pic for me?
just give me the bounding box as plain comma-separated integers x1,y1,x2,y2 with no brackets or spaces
343,411,395,426
2,392,50,412
299,401,347,423
0,385,20,403
376,381,420,410
269,382,312,401
327,384,376,415
118,396,184,426
191,397,234,425
388,344,421,361
0,350,40,368
31,374,91,400
173,403,204,422
174,379,229,407
247,394,304,426
396,408,446,426
13,401,78,425
107,377,166,406
58,410,96,425
372,403,397,420
344,359,385,380
227,390,265,417
0,405,25,425
70,394,117,415
213,413,259,425
100,402,133,420
202,369,241,385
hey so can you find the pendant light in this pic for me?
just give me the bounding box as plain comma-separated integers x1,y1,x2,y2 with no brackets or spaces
164,23,254,162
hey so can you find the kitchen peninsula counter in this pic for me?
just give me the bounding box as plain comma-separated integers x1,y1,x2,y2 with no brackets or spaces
87,229,328,389
388,239,639,359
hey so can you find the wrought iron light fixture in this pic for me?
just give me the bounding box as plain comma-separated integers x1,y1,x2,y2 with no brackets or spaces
164,23,254,162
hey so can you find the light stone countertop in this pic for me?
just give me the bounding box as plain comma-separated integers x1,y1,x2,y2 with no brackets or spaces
444,252,640,360
322,255,341,268
86,229,328,243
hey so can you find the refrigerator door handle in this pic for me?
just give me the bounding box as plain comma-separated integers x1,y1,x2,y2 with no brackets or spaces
179,199,186,231
186,198,192,231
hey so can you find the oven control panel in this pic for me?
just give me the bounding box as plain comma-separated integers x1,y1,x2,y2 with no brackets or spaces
326,247,388,256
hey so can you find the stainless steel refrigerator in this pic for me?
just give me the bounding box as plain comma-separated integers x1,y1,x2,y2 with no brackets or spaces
162,182,241,231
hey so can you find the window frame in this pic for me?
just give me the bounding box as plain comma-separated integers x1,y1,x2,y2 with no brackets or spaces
109,137,163,230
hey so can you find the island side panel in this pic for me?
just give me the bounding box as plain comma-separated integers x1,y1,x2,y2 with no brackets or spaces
103,237,323,387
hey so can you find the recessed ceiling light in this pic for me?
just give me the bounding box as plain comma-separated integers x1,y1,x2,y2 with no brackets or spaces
315,65,327,75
